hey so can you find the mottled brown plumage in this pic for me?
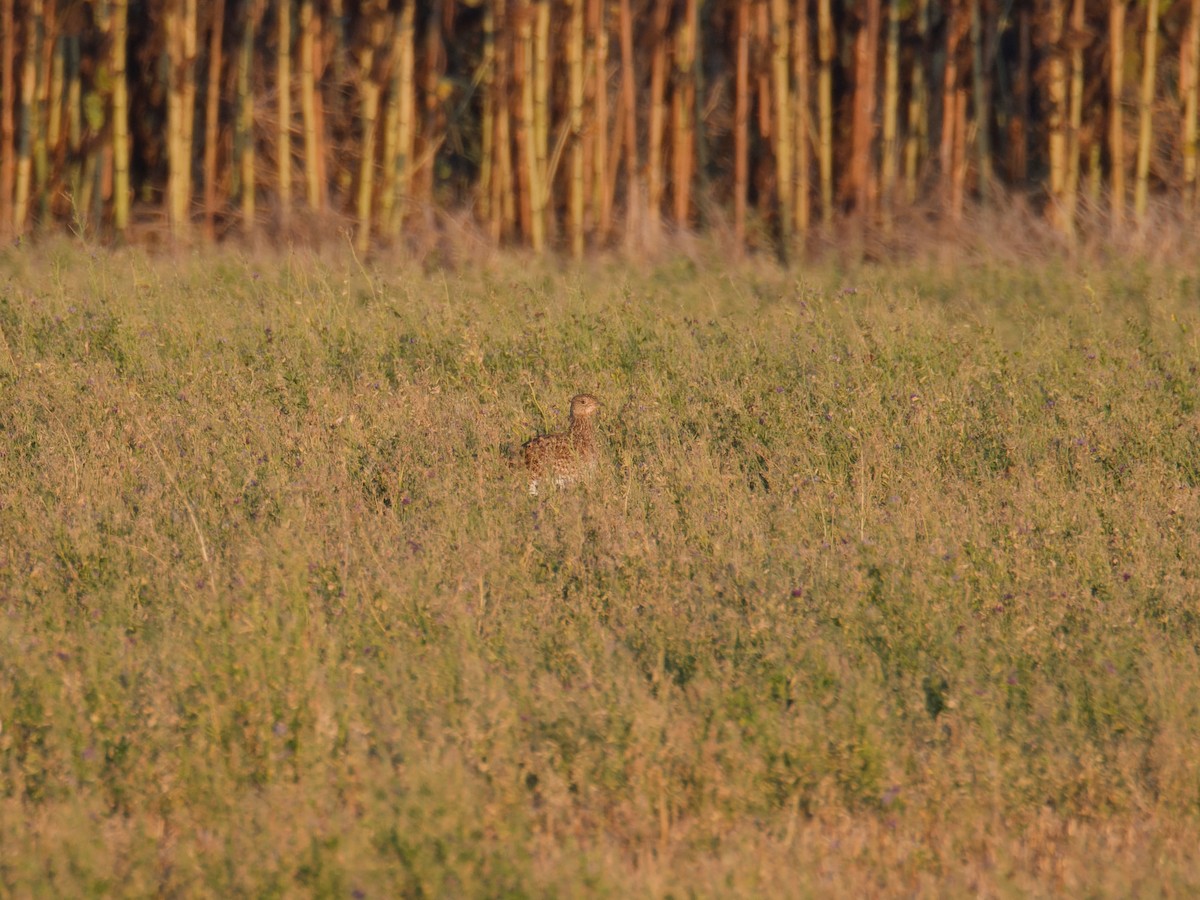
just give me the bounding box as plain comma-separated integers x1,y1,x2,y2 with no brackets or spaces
519,394,603,495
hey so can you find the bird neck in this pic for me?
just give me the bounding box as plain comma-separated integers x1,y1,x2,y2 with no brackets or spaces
570,416,595,444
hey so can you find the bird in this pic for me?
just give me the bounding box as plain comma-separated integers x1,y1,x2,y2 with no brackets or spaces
515,393,603,495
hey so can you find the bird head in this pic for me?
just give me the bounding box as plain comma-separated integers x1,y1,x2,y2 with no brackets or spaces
569,394,602,420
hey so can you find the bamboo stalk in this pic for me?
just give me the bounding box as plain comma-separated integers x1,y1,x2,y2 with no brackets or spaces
647,0,668,238
590,0,610,240
618,0,639,243
479,0,496,228
65,32,80,214
756,1,770,138
516,1,536,246
414,0,444,208
768,0,791,246
328,0,346,121
850,0,879,216
203,0,225,239
34,0,53,221
394,0,415,234
692,0,706,205
298,0,321,210
531,0,549,250
79,0,104,230
1045,0,1067,226
166,0,197,238
182,0,197,229
969,0,991,201
904,0,928,202
0,0,13,237
277,0,291,230
237,0,258,235
496,0,514,239
48,17,63,172
355,2,386,255
582,0,595,236
380,34,399,237
165,0,182,231
380,1,407,237
951,86,967,220
569,0,584,257
941,0,964,213
734,0,749,251
673,0,697,228
1008,5,1029,184
14,0,42,234
881,0,899,220
816,0,833,223
1063,0,1085,232
793,0,810,234
514,3,530,241
1134,0,1158,223
311,4,327,202
1183,0,1200,209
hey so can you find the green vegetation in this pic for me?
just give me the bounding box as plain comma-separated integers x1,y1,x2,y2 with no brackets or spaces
1,244,1199,895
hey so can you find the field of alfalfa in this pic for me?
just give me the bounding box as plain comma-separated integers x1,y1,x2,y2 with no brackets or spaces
1,241,1199,895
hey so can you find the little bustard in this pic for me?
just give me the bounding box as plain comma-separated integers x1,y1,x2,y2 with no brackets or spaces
516,393,603,495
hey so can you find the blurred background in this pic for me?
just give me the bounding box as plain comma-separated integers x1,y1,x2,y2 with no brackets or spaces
0,0,1195,256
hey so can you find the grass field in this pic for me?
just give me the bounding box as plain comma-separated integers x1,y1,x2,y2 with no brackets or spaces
1,243,1199,895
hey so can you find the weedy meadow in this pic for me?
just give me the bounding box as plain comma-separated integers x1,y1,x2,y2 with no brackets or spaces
0,244,1199,895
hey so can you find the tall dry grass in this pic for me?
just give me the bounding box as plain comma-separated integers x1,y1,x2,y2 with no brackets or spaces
0,241,1199,894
